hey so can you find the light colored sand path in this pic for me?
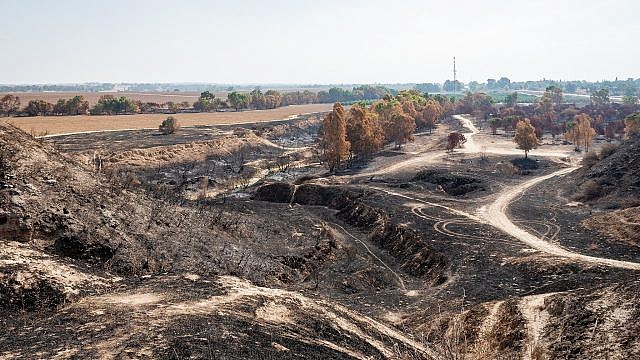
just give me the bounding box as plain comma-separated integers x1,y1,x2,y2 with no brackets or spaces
478,166,640,270
519,293,555,360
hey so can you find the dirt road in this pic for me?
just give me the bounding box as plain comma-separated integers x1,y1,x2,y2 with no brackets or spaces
375,114,640,270
455,114,640,269
455,114,572,158
479,166,640,270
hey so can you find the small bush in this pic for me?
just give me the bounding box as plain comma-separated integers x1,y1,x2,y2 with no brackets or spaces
159,116,180,135
496,162,518,176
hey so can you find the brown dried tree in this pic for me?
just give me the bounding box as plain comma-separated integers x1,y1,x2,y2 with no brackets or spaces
346,105,384,160
514,119,538,158
386,109,416,148
420,100,444,133
446,132,467,152
322,103,350,172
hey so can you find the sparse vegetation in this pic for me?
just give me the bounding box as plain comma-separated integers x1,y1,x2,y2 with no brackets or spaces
446,132,466,152
159,116,180,134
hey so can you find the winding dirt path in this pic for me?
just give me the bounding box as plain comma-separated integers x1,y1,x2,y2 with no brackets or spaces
455,114,640,269
479,166,640,270
378,114,640,270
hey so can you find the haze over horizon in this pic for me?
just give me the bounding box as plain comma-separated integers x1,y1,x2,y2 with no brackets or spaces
1,0,638,85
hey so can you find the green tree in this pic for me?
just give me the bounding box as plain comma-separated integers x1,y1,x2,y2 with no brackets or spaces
590,89,610,106
504,92,518,107
249,89,266,109
23,100,53,116
159,116,180,134
193,91,218,112
228,92,249,111
545,86,563,106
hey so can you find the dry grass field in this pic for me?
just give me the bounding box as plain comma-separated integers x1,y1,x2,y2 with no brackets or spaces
0,91,206,106
3,103,333,135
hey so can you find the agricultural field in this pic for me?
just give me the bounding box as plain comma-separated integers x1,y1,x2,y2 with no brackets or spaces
3,103,333,135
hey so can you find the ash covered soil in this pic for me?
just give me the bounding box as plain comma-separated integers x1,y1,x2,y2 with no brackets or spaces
2,115,640,359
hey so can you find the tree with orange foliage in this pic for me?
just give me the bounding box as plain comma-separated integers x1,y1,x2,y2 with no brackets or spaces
420,100,444,133
446,132,466,152
346,105,384,160
514,119,538,158
386,109,416,148
401,101,418,119
322,103,350,172
569,114,597,152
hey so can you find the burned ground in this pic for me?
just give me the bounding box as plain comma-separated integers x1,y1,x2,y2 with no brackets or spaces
571,136,640,208
413,169,486,196
3,114,640,359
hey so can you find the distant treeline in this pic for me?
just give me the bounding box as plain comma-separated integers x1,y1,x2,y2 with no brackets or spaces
464,77,640,97
0,85,394,117
3,77,639,97
0,84,115,93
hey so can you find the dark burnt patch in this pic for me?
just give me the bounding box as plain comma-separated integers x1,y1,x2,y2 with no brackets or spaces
413,169,486,196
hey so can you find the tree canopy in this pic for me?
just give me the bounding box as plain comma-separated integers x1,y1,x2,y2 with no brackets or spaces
514,119,538,158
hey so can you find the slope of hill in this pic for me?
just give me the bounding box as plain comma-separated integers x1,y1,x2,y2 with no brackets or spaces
573,137,640,208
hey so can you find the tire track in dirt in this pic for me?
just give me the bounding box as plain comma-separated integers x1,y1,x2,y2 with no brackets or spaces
371,113,640,270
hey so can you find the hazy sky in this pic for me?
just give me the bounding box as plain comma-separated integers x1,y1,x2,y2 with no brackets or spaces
1,0,638,84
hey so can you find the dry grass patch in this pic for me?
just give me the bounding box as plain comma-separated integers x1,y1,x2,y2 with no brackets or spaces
3,104,332,135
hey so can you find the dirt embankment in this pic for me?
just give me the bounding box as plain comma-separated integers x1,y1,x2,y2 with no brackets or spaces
572,137,640,208
254,182,448,283
413,169,487,196
414,280,640,359
583,206,640,246
569,137,640,248
0,124,334,310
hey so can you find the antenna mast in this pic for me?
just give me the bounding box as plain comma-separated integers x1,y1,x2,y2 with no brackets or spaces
453,56,457,94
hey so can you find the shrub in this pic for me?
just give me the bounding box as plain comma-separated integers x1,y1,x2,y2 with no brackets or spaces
496,162,517,176
159,116,179,134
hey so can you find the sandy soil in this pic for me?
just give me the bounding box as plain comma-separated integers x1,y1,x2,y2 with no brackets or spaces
3,104,332,135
